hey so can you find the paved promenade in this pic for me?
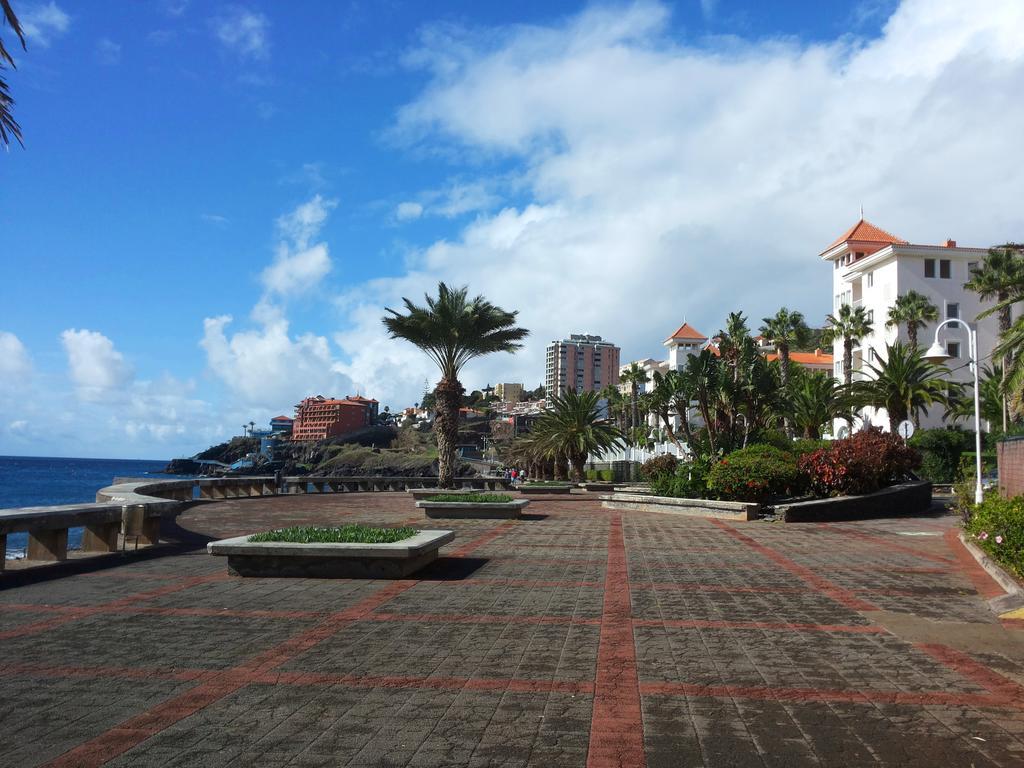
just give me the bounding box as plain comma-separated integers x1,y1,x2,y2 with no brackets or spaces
1,492,1023,767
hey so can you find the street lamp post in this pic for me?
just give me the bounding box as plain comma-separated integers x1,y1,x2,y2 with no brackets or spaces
923,318,984,504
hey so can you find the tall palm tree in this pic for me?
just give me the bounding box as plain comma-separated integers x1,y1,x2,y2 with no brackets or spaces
967,245,1024,430
850,342,956,431
531,390,623,482
886,290,938,349
789,371,848,439
1,0,25,148
618,362,648,437
760,307,811,437
822,304,873,386
383,283,528,488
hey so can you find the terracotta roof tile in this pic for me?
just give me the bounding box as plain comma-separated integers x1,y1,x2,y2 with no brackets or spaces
821,218,908,255
665,322,708,343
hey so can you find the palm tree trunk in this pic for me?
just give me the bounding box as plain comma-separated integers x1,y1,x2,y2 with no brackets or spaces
907,323,918,349
570,454,586,483
433,378,464,488
843,338,853,387
659,411,680,448
630,383,639,437
780,345,793,439
1000,298,1011,432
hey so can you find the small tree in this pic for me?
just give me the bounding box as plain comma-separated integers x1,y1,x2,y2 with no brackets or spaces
850,342,957,431
760,307,811,438
887,290,938,349
822,304,873,387
531,390,623,482
382,283,528,488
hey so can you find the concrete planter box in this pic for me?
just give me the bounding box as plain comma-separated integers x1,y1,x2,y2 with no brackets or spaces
207,529,455,578
519,484,572,495
416,499,529,519
579,482,616,492
601,493,761,521
774,481,933,523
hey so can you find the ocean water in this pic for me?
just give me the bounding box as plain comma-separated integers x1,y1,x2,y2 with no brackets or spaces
0,455,190,559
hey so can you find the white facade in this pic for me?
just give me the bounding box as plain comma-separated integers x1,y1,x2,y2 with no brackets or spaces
822,220,1013,432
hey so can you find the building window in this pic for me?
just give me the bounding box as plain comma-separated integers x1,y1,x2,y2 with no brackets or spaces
924,259,936,278
946,302,959,319
967,261,978,275
940,259,951,279
834,360,843,377
866,271,874,288
866,309,874,324
947,341,960,359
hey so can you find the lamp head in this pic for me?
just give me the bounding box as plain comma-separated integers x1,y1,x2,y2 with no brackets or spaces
923,341,950,364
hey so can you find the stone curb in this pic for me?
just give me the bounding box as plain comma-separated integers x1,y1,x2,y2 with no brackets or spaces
957,530,1024,615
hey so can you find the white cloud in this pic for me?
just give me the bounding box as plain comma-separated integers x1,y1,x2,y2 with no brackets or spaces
260,195,338,296
0,332,32,381
60,329,134,400
95,37,121,65
21,2,70,47
201,213,229,225
201,312,352,410
395,201,424,221
337,0,1024,408
213,7,270,59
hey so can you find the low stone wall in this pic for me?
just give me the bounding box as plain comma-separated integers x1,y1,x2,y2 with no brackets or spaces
600,493,760,521
997,437,1024,499
774,481,933,523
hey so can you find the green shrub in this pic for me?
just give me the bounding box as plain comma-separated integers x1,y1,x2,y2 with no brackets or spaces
961,451,997,477
649,458,712,499
706,445,803,503
909,429,972,483
249,525,416,544
799,428,920,497
425,493,514,503
750,430,793,451
598,469,614,482
790,439,831,457
585,469,598,481
964,494,1024,578
640,454,679,480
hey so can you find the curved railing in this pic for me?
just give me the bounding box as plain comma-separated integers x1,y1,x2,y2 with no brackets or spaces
1,474,510,567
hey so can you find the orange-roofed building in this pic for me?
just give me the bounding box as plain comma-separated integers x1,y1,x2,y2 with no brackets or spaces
765,349,833,372
290,395,379,442
663,322,708,370
820,217,1019,433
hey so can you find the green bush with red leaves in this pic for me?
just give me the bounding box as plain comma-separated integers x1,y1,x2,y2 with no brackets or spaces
798,428,920,497
706,445,804,503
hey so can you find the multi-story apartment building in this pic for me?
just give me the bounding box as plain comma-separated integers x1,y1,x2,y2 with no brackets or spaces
545,334,621,398
494,382,524,402
291,394,379,442
821,218,1012,431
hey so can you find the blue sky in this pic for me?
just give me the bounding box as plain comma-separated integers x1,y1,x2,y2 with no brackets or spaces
1,0,1022,459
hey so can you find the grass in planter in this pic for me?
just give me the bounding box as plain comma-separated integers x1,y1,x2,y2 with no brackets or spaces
249,525,417,544
523,480,569,486
425,493,514,503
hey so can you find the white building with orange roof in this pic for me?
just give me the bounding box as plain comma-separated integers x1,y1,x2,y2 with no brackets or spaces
821,217,1013,432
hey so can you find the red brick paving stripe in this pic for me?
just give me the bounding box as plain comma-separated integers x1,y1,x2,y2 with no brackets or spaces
1002,618,1024,630
916,643,1024,704
710,520,878,612
0,602,323,621
942,528,1007,600
0,573,230,641
587,514,646,768
448,521,518,557
632,618,884,634
43,580,418,768
639,681,1009,708
819,523,957,566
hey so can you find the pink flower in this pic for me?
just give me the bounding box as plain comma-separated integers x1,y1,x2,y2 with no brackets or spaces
995,535,1003,544
979,532,989,541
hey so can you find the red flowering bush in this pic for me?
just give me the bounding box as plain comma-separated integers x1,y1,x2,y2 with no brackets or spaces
798,428,921,497
706,445,804,503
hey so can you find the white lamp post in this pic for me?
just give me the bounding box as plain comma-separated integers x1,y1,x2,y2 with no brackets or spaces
923,318,984,504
